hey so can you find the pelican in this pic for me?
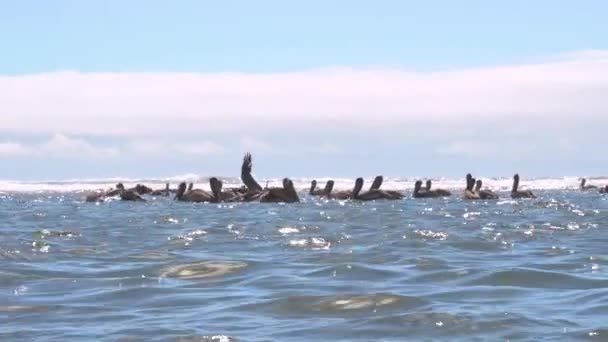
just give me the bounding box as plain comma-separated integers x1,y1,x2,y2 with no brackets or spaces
239,153,299,203
463,174,480,200
85,183,126,202
511,174,535,199
309,180,334,196
211,177,244,202
128,184,153,195
580,178,598,191
352,178,398,200
85,190,106,202
331,182,355,200
151,183,171,196
425,180,452,197
241,153,264,193
175,181,215,202
119,188,146,201
367,175,403,199
259,178,300,203
475,179,499,199
413,180,441,198
105,183,126,197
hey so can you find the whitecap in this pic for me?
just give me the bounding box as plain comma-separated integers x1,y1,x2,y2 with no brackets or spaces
278,227,299,235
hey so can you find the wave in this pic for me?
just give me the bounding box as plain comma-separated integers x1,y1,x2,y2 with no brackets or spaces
0,175,606,193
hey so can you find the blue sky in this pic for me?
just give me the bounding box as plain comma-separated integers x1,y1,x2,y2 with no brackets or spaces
1,1,607,180
2,0,607,73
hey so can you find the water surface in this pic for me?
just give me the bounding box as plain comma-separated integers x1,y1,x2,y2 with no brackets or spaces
1,179,607,341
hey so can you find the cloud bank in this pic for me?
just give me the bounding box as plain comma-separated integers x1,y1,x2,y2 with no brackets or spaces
0,134,118,159
1,50,607,139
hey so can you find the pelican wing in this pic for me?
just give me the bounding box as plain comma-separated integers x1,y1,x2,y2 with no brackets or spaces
241,153,263,192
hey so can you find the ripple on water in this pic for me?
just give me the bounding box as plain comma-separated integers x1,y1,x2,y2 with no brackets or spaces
173,336,239,342
263,293,426,316
160,261,247,280
470,268,608,289
0,305,58,313
287,237,331,250
127,250,174,261
305,263,402,280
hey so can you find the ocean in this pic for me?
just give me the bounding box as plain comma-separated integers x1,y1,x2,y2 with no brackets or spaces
1,176,607,341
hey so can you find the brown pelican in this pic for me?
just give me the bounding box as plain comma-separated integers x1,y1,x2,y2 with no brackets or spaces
511,174,535,199
367,175,403,199
85,183,126,202
239,153,299,203
128,184,153,195
425,180,452,197
151,183,171,196
259,178,300,203
120,188,146,201
105,183,125,197
239,152,270,201
85,190,106,202
175,182,215,202
580,178,598,191
331,183,355,200
210,177,243,202
463,174,480,200
413,180,442,198
92,183,145,202
309,180,334,196
241,153,264,193
475,179,499,199
351,178,398,200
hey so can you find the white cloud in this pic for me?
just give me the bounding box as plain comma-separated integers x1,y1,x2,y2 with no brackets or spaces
129,140,166,155
0,50,606,138
240,137,274,153
0,134,119,159
40,134,119,159
436,141,498,158
172,141,225,156
305,143,343,155
128,140,225,156
0,142,31,157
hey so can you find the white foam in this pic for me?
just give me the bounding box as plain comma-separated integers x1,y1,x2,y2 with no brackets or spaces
278,227,300,235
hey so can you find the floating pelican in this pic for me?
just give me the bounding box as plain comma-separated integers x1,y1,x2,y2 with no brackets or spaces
511,174,535,199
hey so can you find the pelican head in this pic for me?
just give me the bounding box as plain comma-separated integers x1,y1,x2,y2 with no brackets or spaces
353,177,364,196
475,179,482,192
176,182,187,200
309,180,318,194
209,177,222,201
370,175,383,190
512,174,520,192
414,180,423,193
324,180,335,194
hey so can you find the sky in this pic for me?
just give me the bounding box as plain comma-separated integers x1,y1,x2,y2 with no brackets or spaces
1,0,607,180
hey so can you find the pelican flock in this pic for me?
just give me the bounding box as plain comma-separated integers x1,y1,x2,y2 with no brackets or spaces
85,153,606,203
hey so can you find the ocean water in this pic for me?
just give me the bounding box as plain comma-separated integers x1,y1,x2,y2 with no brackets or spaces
1,177,608,341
